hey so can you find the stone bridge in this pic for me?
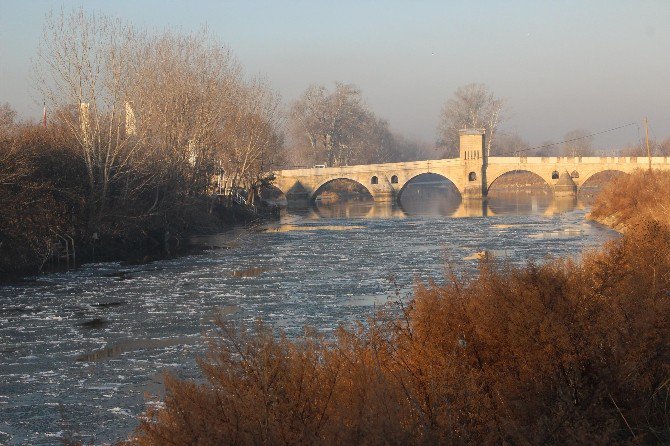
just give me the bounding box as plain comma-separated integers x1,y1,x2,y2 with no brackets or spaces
273,130,670,203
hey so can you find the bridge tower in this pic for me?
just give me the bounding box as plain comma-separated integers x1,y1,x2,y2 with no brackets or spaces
459,129,487,199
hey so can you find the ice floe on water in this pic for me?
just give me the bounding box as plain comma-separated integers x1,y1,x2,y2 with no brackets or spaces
0,204,617,444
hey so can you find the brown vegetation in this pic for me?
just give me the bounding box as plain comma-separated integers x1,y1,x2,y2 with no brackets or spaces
130,173,670,445
590,169,670,231
0,113,76,276
0,10,284,280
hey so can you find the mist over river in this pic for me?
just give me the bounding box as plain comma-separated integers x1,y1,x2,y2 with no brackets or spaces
0,194,617,444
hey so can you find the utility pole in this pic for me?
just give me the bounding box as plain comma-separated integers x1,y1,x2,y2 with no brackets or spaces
644,117,651,171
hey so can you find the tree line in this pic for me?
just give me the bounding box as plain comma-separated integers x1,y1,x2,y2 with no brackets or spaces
286,81,670,164
1,10,285,279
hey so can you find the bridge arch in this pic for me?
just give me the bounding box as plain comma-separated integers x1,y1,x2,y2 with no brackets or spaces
271,179,310,200
396,172,462,201
486,169,553,194
260,183,288,205
311,177,373,202
578,169,627,193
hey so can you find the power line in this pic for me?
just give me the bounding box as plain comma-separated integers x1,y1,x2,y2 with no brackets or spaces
496,122,638,156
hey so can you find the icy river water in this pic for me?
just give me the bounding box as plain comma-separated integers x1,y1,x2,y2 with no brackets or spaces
0,194,617,444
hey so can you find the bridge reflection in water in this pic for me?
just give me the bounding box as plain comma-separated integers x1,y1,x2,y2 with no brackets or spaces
282,193,588,220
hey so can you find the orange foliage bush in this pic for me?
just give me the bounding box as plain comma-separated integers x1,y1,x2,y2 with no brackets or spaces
590,169,670,230
130,218,670,445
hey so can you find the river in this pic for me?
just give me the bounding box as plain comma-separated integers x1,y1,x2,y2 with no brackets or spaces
0,193,617,445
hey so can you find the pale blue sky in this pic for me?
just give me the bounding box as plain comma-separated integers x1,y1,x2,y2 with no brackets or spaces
1,1,668,147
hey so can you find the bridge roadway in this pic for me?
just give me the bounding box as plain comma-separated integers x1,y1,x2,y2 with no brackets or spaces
272,155,670,203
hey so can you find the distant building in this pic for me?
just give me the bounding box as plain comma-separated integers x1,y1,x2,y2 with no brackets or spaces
80,102,90,146
125,101,136,136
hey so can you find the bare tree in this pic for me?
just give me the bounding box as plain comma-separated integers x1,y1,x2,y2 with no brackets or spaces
392,134,436,161
360,118,399,164
533,140,559,157
36,9,283,219
438,83,505,158
562,129,594,157
288,82,392,167
0,103,17,133
0,118,70,274
3,8,286,274
620,137,670,157
491,132,529,156
128,29,284,207
127,29,243,205
620,143,646,157
220,77,284,202
656,137,670,156
35,9,143,226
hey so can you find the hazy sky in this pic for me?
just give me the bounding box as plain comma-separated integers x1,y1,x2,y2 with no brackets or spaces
1,1,668,148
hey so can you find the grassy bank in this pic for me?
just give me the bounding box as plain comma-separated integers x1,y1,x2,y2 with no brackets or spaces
128,171,670,445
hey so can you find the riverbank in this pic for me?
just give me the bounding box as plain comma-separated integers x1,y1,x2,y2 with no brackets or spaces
588,169,670,233
129,174,670,445
0,199,280,285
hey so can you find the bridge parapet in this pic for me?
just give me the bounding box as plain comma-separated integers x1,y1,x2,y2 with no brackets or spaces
274,158,463,178
489,156,670,166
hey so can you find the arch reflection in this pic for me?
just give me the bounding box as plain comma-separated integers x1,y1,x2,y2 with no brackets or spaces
397,173,461,216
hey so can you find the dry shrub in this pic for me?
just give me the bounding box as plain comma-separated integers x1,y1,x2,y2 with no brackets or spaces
0,124,74,276
129,217,670,445
590,169,670,230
